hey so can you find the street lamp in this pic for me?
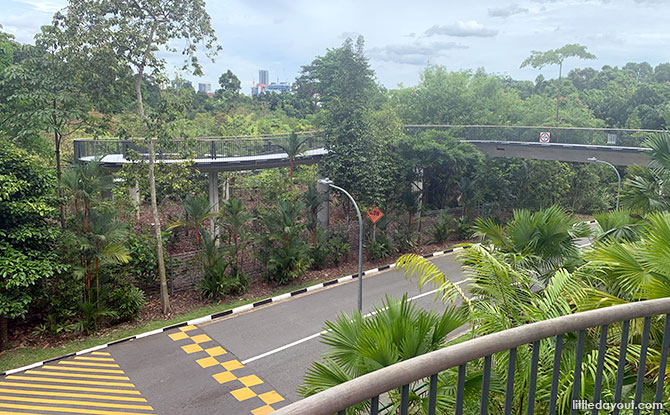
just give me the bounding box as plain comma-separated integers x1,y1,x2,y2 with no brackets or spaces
318,178,364,312
588,157,620,210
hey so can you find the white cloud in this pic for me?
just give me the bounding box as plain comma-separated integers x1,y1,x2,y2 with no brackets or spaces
488,4,529,17
16,0,65,13
425,21,498,38
368,41,468,65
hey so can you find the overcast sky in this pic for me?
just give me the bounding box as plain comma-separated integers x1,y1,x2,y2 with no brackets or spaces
3,0,669,93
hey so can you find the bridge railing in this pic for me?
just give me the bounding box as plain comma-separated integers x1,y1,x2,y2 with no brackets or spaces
404,125,663,147
73,131,324,162
274,298,670,415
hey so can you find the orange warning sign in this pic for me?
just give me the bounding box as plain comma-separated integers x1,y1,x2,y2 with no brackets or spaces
366,207,384,224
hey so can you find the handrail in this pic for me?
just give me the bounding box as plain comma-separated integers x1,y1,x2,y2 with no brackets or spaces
72,130,322,142
404,124,667,133
274,297,670,415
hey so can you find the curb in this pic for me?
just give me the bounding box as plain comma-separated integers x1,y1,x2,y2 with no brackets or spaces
3,245,465,376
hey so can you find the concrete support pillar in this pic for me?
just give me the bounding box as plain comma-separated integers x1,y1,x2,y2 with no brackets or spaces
316,174,330,230
208,172,220,235
129,180,140,221
223,174,230,201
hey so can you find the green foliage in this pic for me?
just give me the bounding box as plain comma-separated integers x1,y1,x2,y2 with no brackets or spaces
76,301,118,334
301,37,399,205
168,195,215,245
365,231,393,260
431,212,454,244
309,228,349,270
521,44,596,74
198,230,247,301
473,205,589,276
257,200,311,284
299,295,466,405
118,231,166,289
397,130,483,209
108,284,146,322
0,143,66,339
593,210,644,242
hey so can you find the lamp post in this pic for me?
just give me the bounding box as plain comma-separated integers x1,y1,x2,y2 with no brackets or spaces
318,178,364,312
588,157,620,210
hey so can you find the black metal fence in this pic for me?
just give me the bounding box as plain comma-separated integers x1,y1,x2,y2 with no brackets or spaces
73,131,324,162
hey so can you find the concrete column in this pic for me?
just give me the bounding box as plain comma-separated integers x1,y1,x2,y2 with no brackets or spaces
223,174,230,200
129,180,140,220
208,172,220,235
316,174,330,230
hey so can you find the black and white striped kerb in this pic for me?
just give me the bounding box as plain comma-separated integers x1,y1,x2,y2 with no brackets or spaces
0,243,472,376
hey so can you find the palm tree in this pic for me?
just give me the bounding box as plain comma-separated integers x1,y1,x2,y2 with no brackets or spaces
277,131,310,181
396,247,654,413
219,198,253,271
168,196,216,245
592,209,643,242
299,295,467,413
472,205,590,278
77,212,130,303
62,161,113,230
620,133,670,213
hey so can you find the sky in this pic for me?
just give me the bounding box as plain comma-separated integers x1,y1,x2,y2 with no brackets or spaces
3,0,670,94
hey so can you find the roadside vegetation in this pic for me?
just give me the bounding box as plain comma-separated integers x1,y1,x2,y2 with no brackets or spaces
1,0,670,392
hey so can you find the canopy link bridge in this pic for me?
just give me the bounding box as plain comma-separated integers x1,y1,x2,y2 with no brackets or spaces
73,125,663,224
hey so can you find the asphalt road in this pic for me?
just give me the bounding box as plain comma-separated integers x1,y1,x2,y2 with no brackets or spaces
0,251,466,415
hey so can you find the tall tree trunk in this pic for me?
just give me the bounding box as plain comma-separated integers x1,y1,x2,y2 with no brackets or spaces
0,316,7,351
135,21,171,314
54,125,65,228
555,62,562,122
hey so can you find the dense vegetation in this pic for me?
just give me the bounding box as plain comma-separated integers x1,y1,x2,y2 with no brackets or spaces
0,0,669,375
302,135,670,411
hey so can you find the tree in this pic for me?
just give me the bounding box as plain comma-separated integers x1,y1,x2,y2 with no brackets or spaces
472,205,590,277
298,37,394,205
54,0,220,314
217,69,241,99
0,143,66,349
521,44,596,121
277,131,309,181
168,196,216,245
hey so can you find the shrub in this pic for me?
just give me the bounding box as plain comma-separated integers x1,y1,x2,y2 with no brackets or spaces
309,228,350,270
108,284,146,322
431,212,454,244
393,217,418,253
257,200,311,284
365,231,394,260
454,216,473,240
199,230,247,301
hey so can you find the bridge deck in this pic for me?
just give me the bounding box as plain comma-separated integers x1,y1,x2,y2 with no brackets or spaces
464,140,651,166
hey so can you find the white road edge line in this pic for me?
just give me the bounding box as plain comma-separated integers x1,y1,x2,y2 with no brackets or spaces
241,280,466,365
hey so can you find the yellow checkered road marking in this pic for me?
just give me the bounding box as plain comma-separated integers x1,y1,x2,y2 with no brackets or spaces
1,353,154,414
169,325,285,413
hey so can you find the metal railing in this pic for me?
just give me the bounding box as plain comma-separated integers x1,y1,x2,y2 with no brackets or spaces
274,298,670,415
404,125,665,147
73,131,324,161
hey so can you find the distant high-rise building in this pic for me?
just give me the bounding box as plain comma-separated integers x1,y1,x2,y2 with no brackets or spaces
198,83,211,93
259,69,269,86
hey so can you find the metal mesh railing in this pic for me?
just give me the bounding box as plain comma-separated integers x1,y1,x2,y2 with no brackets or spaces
73,131,324,161
404,125,664,147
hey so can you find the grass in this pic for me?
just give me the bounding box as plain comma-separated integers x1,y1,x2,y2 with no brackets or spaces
0,277,342,373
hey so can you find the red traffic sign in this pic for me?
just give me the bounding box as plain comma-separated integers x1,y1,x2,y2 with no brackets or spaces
539,131,551,143
366,207,384,224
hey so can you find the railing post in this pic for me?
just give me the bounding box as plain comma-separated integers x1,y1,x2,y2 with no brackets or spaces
211,140,216,159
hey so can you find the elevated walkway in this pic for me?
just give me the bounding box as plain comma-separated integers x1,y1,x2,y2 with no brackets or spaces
464,140,651,166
